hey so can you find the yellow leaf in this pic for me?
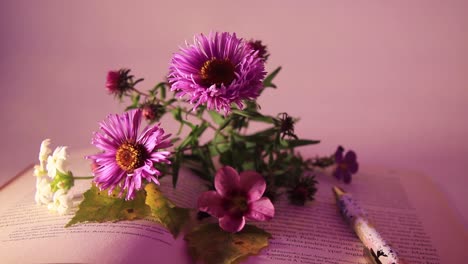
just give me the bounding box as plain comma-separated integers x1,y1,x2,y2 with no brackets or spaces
66,185,151,227
185,223,272,264
144,183,190,237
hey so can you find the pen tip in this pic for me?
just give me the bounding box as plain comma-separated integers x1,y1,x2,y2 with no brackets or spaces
332,186,346,198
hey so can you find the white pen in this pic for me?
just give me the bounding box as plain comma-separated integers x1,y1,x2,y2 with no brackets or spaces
333,186,404,264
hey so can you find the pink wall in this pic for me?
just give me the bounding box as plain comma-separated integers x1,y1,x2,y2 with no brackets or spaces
1,1,466,226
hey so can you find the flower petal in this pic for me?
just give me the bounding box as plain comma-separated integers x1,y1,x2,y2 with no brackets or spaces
239,171,266,202
343,171,352,184
246,197,274,221
214,166,240,197
344,150,357,163
198,191,226,218
333,167,343,179
348,162,359,174
334,146,344,163
219,214,246,233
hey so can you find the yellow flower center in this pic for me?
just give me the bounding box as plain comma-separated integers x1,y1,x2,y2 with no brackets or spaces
200,58,236,86
115,142,146,172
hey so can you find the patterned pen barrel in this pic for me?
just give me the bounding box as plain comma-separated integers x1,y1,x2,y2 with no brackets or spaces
333,186,403,264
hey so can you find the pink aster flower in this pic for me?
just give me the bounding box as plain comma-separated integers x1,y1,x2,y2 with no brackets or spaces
88,109,172,200
168,32,266,114
198,166,274,233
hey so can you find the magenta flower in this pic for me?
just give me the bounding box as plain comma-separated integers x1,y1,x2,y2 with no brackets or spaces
198,166,274,233
168,32,266,114
88,109,172,200
105,69,137,97
106,70,121,93
333,146,359,184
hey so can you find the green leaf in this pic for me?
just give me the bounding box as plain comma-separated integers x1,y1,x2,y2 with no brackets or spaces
172,108,195,134
178,122,209,151
218,116,232,130
164,98,177,106
144,183,190,237
208,133,229,156
157,82,166,99
131,93,141,106
185,223,272,264
208,110,225,125
65,185,150,227
263,66,282,88
279,139,321,148
233,128,276,143
231,109,274,124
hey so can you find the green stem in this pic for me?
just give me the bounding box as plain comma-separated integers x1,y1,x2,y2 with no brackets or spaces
133,87,226,135
174,140,230,153
74,176,94,180
132,87,149,97
166,104,220,131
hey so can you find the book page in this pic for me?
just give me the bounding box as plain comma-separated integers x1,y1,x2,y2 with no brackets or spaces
244,167,467,263
0,150,199,264
1,149,466,263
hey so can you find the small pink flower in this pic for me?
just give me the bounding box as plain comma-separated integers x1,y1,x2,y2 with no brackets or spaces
105,69,135,97
105,70,122,93
198,166,275,233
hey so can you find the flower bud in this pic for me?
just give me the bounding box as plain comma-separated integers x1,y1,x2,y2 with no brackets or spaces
106,69,133,97
288,177,317,206
141,103,165,122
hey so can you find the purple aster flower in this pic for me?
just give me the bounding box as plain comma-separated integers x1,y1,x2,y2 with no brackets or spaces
88,109,172,200
333,146,359,184
168,32,266,114
198,166,275,233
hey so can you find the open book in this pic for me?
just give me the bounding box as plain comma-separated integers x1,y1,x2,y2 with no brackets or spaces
1,150,466,263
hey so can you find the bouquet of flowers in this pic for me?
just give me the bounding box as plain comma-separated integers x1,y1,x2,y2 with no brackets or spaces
33,32,358,264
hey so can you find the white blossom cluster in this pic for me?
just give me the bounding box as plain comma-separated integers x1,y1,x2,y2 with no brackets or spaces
33,139,73,215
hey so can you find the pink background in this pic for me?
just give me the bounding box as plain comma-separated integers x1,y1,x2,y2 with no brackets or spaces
1,1,467,227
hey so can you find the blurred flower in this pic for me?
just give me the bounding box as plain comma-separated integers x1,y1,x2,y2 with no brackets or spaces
106,69,134,97
198,166,274,233
141,102,165,122
35,177,53,205
33,139,75,214
33,165,47,178
38,139,51,171
88,109,172,200
247,40,270,62
46,146,68,179
333,146,359,184
47,189,72,215
287,176,317,205
169,32,266,114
